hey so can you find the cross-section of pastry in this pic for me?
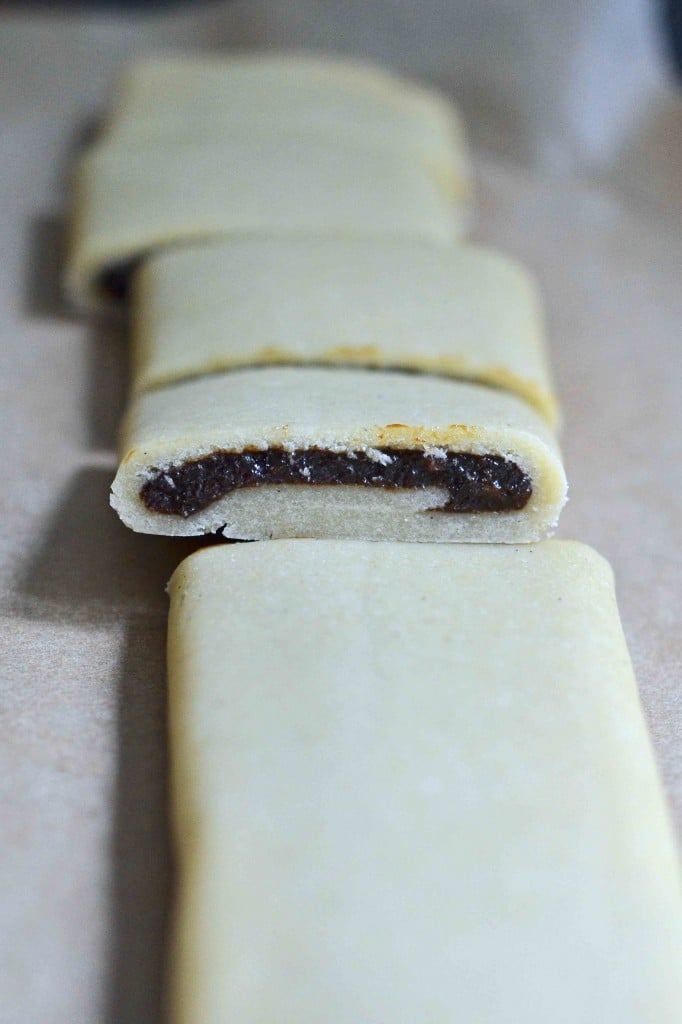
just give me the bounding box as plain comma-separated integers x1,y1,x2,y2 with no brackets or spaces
167,540,682,1024
132,238,557,425
110,366,566,542
65,135,461,310
104,53,471,201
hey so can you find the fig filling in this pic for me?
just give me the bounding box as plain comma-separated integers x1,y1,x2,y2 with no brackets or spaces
140,447,532,518
98,261,136,301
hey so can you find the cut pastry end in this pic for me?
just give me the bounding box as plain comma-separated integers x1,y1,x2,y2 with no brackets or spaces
110,367,567,543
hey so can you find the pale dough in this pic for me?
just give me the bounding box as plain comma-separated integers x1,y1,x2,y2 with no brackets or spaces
65,135,462,310
166,539,682,1024
110,366,566,542
133,238,558,425
104,53,471,200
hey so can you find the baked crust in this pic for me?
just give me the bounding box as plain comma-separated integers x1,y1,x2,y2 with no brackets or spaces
65,135,462,310
105,53,471,202
166,540,682,1024
132,239,558,425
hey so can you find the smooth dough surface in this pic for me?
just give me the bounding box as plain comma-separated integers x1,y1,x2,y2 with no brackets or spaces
167,540,682,1024
133,239,557,425
65,135,462,310
110,366,566,542
104,54,471,200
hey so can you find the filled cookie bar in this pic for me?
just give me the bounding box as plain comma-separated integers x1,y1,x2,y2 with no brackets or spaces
65,135,461,310
132,238,557,425
104,53,471,201
110,366,566,542
167,540,682,1024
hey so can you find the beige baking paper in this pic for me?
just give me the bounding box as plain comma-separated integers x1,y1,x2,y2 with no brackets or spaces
133,239,557,425
104,53,471,200
65,135,463,310
111,366,566,542
166,539,682,1024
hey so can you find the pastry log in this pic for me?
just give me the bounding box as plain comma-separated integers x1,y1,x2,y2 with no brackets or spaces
105,54,471,201
110,367,567,542
132,239,558,425
65,136,461,310
166,540,682,1024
